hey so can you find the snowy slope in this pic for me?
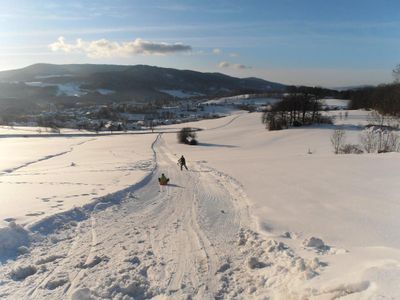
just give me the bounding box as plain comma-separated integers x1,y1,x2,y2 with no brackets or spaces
204,94,280,106
0,135,155,228
163,111,400,298
0,110,399,299
0,133,326,299
159,89,204,98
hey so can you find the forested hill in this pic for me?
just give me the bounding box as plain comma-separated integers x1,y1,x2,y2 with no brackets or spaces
0,63,287,104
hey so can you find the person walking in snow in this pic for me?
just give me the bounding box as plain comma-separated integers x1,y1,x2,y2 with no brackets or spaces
178,155,188,171
158,173,169,185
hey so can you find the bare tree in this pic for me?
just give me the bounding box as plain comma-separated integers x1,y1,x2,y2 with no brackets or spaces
360,127,400,153
331,129,346,154
360,128,378,153
393,64,400,83
148,119,155,133
379,129,400,152
367,110,386,127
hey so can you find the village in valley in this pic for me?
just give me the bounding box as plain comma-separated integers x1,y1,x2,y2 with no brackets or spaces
0,93,349,134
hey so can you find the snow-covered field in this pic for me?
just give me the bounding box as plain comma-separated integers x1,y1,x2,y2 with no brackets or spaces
0,110,399,299
0,135,155,229
320,99,350,109
0,126,94,136
204,94,280,106
159,89,204,98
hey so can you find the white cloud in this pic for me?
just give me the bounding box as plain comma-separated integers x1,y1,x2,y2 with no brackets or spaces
49,36,192,58
218,61,230,68
229,52,239,57
212,48,222,55
218,61,251,69
234,64,251,69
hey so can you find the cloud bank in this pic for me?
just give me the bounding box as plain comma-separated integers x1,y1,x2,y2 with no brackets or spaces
49,36,192,58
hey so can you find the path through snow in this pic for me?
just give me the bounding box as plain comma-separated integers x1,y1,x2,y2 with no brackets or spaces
0,132,367,299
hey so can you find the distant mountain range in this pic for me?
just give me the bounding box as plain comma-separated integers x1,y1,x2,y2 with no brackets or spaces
0,64,286,108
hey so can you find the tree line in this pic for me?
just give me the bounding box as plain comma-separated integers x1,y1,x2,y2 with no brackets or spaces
345,83,400,116
262,86,335,130
345,65,400,116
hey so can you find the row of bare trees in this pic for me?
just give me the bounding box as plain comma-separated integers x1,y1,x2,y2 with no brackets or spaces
331,126,400,154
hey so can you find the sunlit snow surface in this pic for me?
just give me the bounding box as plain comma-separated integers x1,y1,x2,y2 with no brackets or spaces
0,110,399,299
25,82,87,97
0,135,154,227
96,89,115,95
24,82,116,97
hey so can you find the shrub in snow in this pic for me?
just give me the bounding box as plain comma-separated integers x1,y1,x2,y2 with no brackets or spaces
366,110,398,128
0,221,30,258
360,128,378,153
177,127,198,145
330,129,345,154
379,129,400,152
262,111,286,130
340,144,363,154
360,127,400,153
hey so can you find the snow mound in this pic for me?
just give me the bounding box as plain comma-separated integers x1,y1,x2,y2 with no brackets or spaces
0,222,30,259
100,274,155,299
36,254,65,265
318,281,370,298
44,273,69,290
71,287,93,300
9,264,37,281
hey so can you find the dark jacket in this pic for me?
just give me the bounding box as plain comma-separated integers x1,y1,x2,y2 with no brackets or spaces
179,156,186,165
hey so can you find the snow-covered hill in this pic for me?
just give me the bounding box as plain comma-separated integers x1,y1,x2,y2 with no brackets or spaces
0,110,399,299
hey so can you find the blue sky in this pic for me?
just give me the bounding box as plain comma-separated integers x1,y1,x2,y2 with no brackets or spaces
1,0,400,86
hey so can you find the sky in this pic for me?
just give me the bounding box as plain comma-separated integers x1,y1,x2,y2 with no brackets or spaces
0,0,400,87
